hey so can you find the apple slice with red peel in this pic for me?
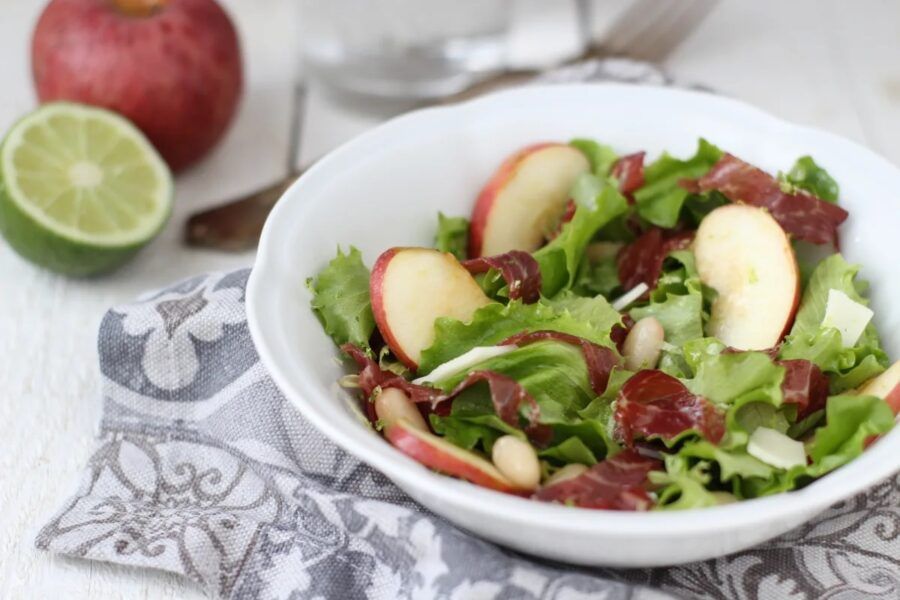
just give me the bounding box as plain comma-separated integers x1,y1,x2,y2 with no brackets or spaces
371,247,492,369
694,204,800,350
469,143,590,257
385,419,520,493
858,360,900,415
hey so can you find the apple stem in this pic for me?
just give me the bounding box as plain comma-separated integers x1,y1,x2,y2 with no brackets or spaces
111,0,169,17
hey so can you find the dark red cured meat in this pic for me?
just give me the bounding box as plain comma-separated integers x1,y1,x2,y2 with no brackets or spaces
533,449,660,510
611,314,635,355
548,199,577,240
340,344,551,444
611,152,646,200
615,370,725,446
617,228,695,292
780,359,829,418
617,228,663,292
500,330,621,396
341,345,441,422
462,250,542,304
688,154,848,246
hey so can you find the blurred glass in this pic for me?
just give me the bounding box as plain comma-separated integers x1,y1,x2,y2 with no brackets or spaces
300,0,512,100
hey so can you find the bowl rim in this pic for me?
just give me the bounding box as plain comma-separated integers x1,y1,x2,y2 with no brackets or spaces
248,82,900,538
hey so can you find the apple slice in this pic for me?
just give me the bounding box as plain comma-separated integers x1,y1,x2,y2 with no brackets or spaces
469,143,590,257
694,204,800,350
385,419,519,493
371,247,492,369
858,360,900,415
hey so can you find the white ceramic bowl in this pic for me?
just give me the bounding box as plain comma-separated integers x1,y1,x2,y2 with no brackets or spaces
247,84,900,567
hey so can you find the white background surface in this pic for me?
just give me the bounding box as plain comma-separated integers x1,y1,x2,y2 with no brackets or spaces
1,0,899,597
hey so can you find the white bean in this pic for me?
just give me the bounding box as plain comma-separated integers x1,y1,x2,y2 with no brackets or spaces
543,463,588,486
623,316,665,371
374,388,428,432
491,435,541,491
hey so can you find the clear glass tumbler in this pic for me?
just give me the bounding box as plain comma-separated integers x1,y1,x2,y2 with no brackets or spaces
300,0,512,100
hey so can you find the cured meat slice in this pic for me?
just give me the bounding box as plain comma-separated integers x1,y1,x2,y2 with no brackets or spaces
690,154,848,246
533,449,659,510
615,370,725,445
617,228,694,291
611,151,646,198
462,250,542,303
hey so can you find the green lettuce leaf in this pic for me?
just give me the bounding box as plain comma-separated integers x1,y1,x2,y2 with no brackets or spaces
430,340,616,459
670,392,893,499
569,139,618,176
534,174,628,297
681,337,727,375
631,286,703,347
308,247,375,351
541,291,623,337
682,190,729,227
807,394,894,467
578,368,633,421
629,250,713,375
651,455,720,510
429,387,522,453
742,394,894,497
780,254,888,392
632,138,723,228
785,156,839,203
432,341,595,419
687,349,785,408
434,212,469,260
679,440,775,481
538,436,598,465
788,254,872,335
418,294,622,374
572,253,621,297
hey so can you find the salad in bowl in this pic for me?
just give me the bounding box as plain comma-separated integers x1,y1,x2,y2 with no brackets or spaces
307,137,898,511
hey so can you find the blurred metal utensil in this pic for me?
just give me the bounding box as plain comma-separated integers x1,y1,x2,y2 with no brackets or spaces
600,0,718,63
185,84,306,251
185,0,717,252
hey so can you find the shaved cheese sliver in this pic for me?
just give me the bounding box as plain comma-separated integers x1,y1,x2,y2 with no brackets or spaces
822,289,874,348
747,427,806,470
612,283,649,311
413,346,515,384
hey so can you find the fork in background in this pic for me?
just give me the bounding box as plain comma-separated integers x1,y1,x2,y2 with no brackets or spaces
185,0,719,251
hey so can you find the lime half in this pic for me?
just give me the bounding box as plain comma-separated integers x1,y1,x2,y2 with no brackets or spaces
0,102,173,276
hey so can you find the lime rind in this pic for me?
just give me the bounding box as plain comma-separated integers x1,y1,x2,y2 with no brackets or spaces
0,102,173,248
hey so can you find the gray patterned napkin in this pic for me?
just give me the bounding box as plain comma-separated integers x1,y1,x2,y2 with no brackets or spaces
36,269,900,599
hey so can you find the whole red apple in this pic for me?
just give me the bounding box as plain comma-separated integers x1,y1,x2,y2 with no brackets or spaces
32,0,243,172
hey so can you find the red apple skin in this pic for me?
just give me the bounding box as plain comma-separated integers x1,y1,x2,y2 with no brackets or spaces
778,272,801,343
886,384,900,415
385,420,519,493
370,247,418,369
370,247,490,371
858,360,900,415
32,0,243,172
468,142,557,258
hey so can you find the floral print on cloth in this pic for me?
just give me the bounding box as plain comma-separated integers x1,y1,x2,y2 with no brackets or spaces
35,269,900,600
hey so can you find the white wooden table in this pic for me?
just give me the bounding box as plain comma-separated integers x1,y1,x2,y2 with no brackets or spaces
1,1,898,597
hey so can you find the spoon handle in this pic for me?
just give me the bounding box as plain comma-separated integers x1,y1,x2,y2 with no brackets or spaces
184,174,299,251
